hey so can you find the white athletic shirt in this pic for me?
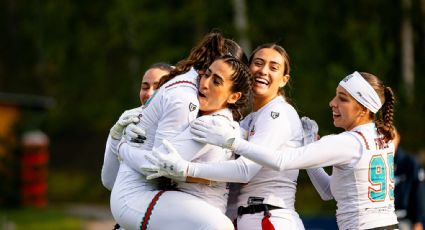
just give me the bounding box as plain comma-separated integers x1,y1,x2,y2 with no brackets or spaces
170,109,235,212
188,96,304,209
118,68,199,173
101,106,143,190
109,68,199,194
119,109,234,212
114,67,234,212
235,123,398,229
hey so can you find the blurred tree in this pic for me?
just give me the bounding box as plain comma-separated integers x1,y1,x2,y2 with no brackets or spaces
401,0,415,103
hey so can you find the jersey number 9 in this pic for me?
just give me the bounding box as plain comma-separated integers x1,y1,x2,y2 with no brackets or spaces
368,153,395,202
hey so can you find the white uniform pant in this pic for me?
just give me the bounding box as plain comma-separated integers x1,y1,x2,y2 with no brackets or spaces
237,208,305,230
111,189,234,230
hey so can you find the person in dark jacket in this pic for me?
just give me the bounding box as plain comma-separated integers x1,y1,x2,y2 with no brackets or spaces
394,131,425,230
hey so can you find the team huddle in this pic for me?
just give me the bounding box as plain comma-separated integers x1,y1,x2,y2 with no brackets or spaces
101,32,398,230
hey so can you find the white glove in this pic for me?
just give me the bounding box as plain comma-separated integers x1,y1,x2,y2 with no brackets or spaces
110,109,140,140
123,123,147,146
142,140,189,181
301,116,319,145
190,118,240,149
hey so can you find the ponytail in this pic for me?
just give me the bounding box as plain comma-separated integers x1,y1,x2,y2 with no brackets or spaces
360,72,396,143
375,86,396,142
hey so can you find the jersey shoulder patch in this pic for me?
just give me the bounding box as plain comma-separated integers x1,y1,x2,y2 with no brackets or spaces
271,111,280,119
189,102,197,112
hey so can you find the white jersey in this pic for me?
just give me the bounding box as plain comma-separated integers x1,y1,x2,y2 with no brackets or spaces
114,68,233,212
172,108,235,212
138,68,199,151
188,96,303,209
331,125,398,229
116,68,199,189
235,123,398,229
111,68,199,198
237,96,303,209
108,69,234,229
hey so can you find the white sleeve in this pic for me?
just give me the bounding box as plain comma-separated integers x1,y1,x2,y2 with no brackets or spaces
119,126,207,173
153,89,198,148
188,157,261,183
118,142,153,174
188,106,295,183
118,88,199,173
306,168,334,200
233,132,362,171
101,106,143,190
101,135,120,190
118,127,205,176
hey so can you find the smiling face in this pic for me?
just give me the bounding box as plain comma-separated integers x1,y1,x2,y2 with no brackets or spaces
329,86,370,131
249,48,289,110
139,68,169,104
197,59,241,115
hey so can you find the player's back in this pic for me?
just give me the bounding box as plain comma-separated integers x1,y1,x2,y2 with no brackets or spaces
138,68,199,151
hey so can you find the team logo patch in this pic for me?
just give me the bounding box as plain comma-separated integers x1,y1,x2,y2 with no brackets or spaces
189,102,197,112
271,111,280,119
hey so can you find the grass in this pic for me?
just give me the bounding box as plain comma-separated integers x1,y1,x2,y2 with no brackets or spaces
0,207,82,230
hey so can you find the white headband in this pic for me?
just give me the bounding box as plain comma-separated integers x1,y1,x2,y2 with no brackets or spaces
339,71,382,113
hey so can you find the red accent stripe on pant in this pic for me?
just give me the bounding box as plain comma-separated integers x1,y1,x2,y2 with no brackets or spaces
140,190,166,230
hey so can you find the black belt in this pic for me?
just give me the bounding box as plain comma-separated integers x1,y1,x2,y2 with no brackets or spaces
366,224,399,230
237,204,281,215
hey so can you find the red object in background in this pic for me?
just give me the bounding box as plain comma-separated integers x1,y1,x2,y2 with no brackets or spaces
20,131,49,208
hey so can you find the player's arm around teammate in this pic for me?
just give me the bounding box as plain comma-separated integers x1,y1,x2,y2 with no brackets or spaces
145,43,307,230
101,63,172,191
110,32,251,230
186,71,399,229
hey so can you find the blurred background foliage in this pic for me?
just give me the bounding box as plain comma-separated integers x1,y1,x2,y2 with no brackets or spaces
1,0,424,216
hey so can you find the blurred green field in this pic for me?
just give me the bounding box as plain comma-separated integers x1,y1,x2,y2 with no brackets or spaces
0,207,82,230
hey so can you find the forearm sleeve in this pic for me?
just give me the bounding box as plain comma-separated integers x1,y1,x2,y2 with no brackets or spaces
187,156,261,183
118,142,153,174
233,138,285,171
233,134,359,170
306,168,334,200
101,136,120,190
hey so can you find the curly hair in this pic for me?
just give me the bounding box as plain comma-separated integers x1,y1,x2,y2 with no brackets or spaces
216,55,252,121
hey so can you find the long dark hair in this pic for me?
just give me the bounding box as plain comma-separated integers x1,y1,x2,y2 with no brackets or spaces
159,32,247,87
210,55,252,121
